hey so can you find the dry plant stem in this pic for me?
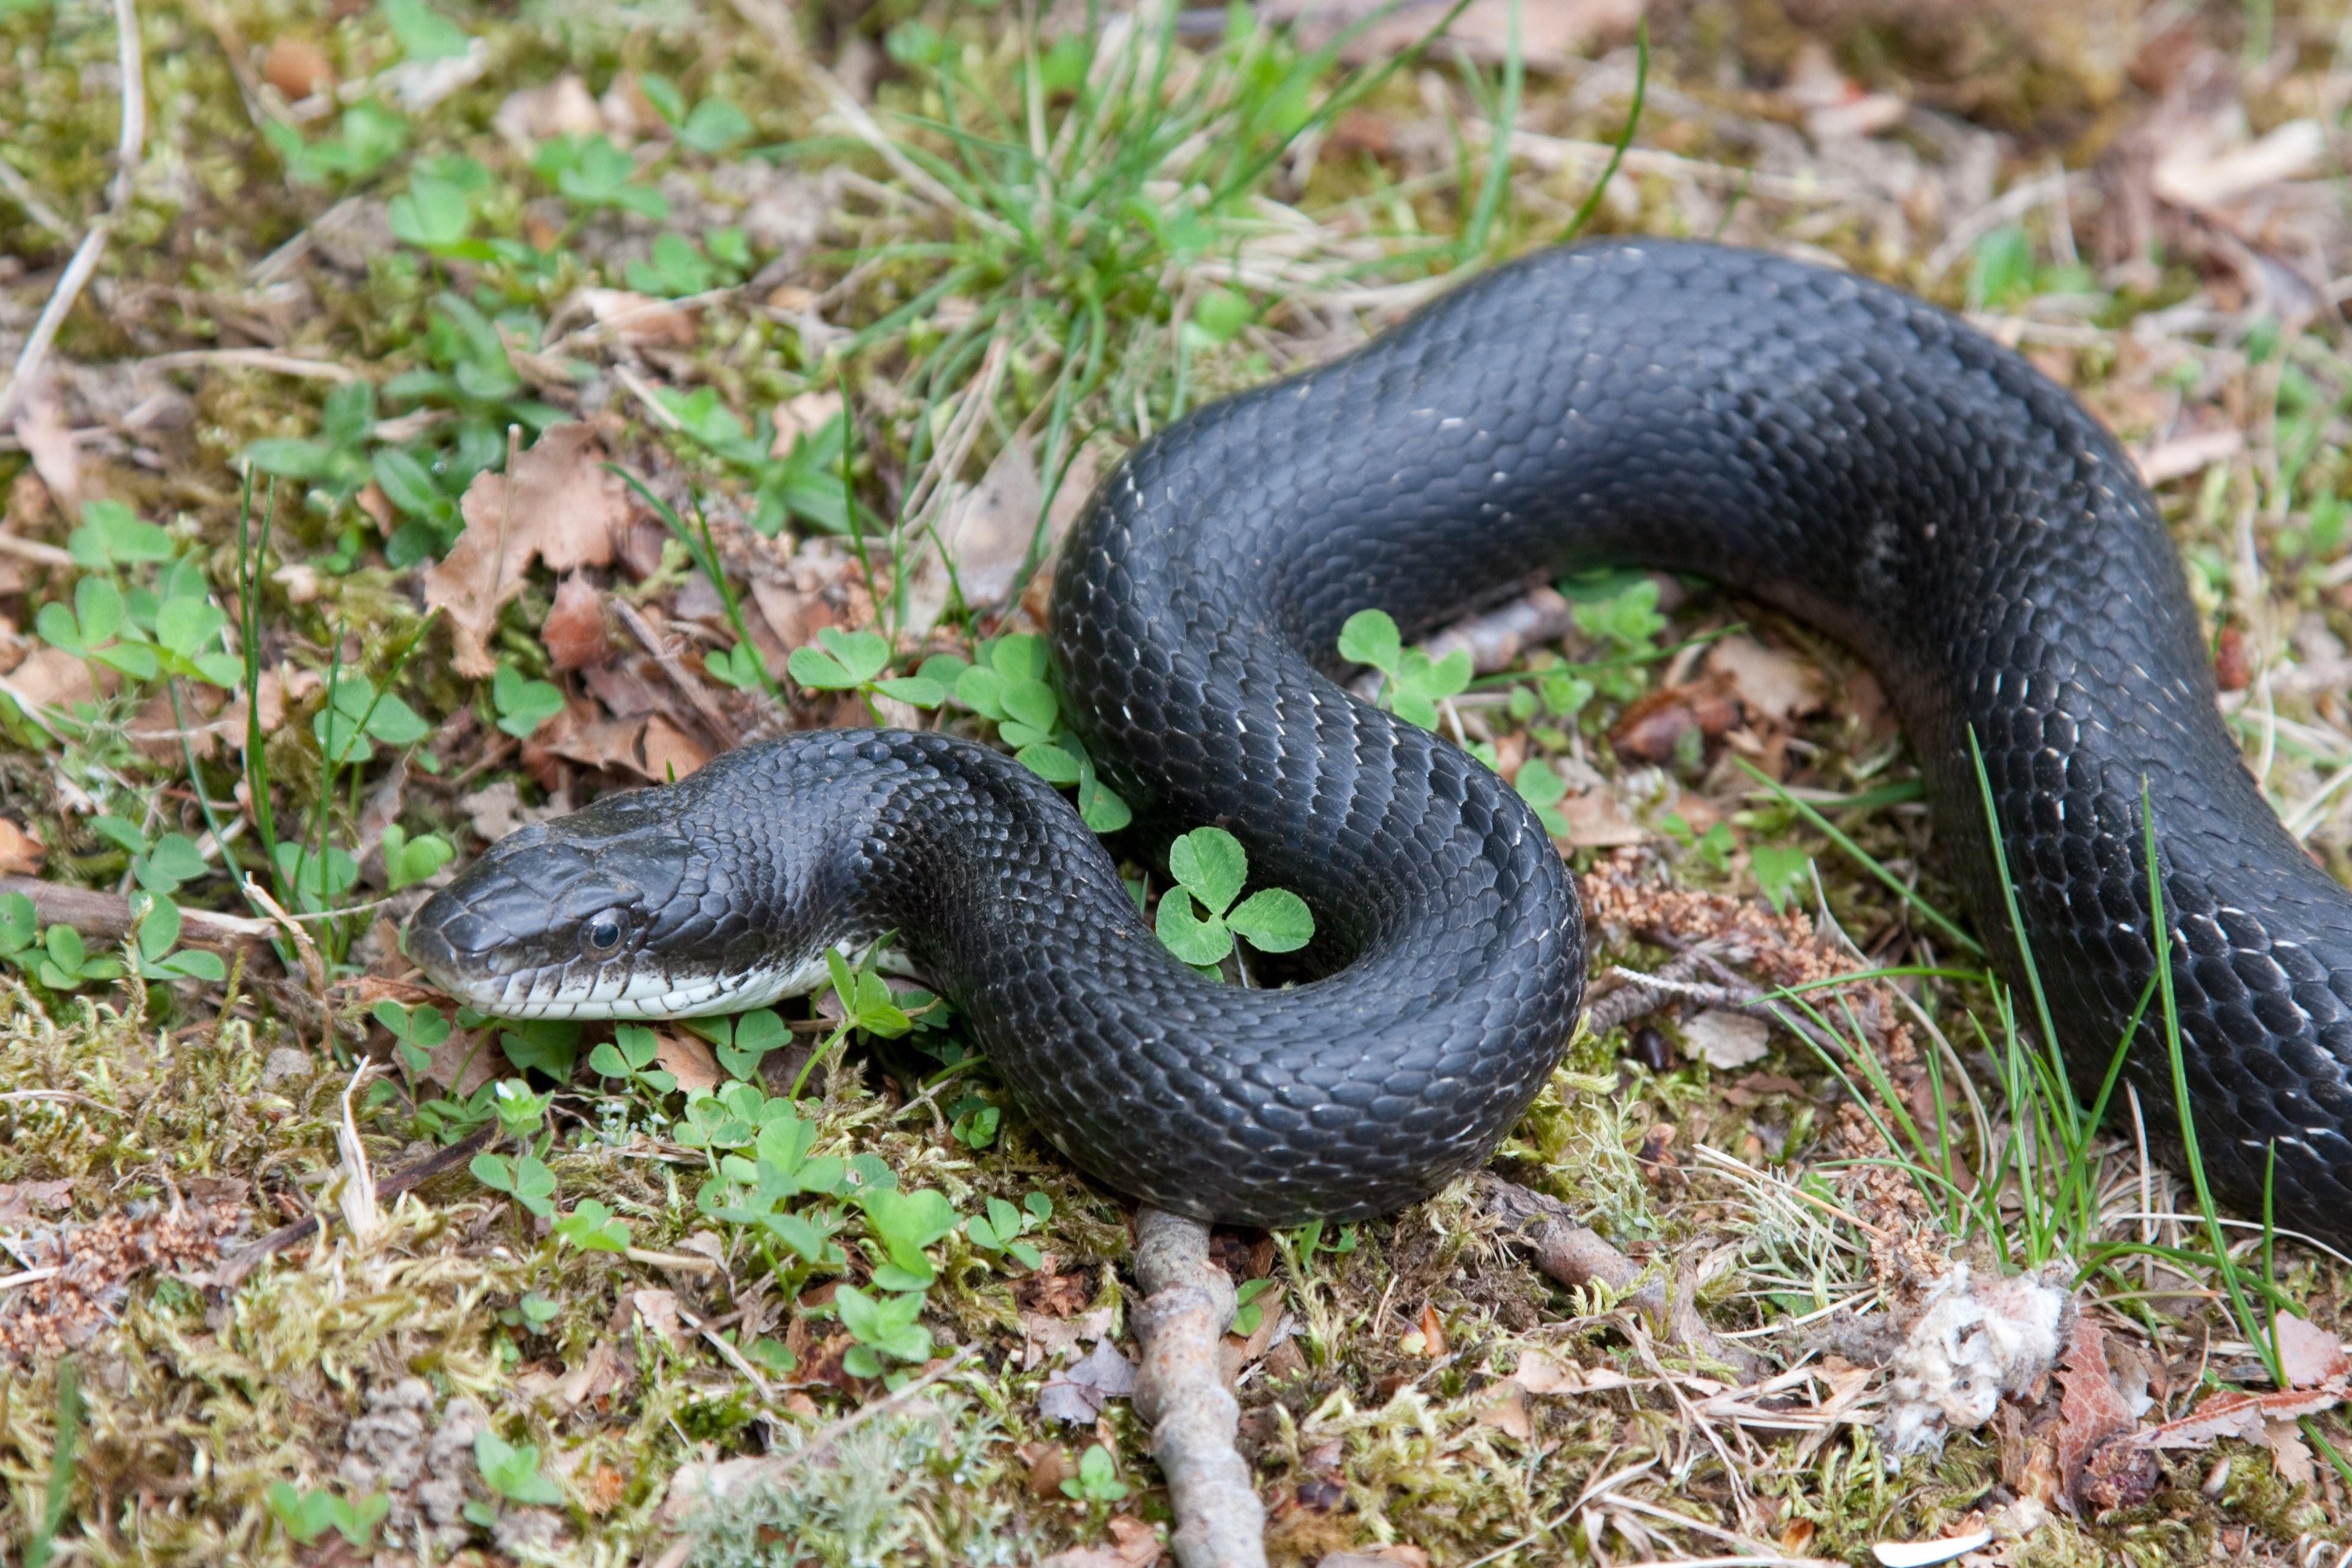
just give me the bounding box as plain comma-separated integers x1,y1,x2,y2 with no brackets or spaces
612,598,745,746
1475,1174,1755,1375
215,1121,499,1287
1133,1208,1268,1568
0,0,144,427
0,875,275,952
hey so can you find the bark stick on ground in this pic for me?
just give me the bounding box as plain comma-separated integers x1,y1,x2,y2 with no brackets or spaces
1132,1208,1267,1568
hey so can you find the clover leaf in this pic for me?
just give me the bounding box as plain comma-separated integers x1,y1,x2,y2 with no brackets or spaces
1339,608,1471,730
1154,826,1315,972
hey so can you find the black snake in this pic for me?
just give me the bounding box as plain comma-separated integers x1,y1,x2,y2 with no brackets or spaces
407,241,2352,1246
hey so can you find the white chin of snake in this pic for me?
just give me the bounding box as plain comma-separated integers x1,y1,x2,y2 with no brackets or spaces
426,941,912,1022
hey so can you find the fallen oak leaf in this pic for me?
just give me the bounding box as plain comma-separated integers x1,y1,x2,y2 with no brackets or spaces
1036,1514,1163,1568
2054,1316,2141,1512
1039,1337,1138,1425
542,573,618,670
0,817,44,875
2275,1310,2348,1389
2135,1382,2346,1449
1702,634,1823,725
423,423,633,678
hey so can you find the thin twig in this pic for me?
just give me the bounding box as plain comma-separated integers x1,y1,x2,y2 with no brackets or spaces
0,877,276,951
1132,1208,1267,1568
0,0,145,428
214,1121,499,1288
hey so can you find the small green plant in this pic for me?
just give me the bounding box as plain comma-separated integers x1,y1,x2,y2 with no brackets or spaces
374,1000,450,1075
67,498,170,569
1512,757,1572,838
264,100,409,186
589,1023,679,1097
834,1284,933,1382
946,634,1131,831
382,0,470,60
266,1483,390,1548
789,627,955,711
128,895,228,984
554,1198,631,1253
1750,844,1812,914
858,1185,959,1290
1661,812,1736,872
1563,571,1667,701
500,1290,561,1334
535,133,670,220
1338,609,1471,730
244,380,383,508
964,1192,1051,1270
641,74,754,155
87,815,207,895
1231,1277,1278,1336
316,670,434,769
472,1429,564,1508
1153,826,1314,973
470,1149,557,1218
1060,1444,1129,1503
656,390,853,536
491,662,564,738
379,823,455,890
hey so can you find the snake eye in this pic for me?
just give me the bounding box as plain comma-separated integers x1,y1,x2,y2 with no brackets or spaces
582,914,629,957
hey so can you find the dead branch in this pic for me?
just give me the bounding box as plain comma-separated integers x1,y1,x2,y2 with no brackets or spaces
0,877,276,952
1132,1208,1267,1568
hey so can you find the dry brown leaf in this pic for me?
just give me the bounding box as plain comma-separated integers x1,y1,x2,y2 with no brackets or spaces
423,423,633,678
4,647,107,708
1704,635,1823,725
2054,1318,2137,1508
1477,1382,1532,1440
543,574,618,670
1510,1349,1577,1394
920,437,1043,627
2153,118,2324,212
534,704,708,782
2138,1383,2345,1449
2274,1311,2348,1388
630,1288,685,1353
2260,1418,2317,1489
655,1029,720,1094
769,390,843,456
427,1022,499,1097
1416,1302,1448,1357
1683,1009,1770,1070
0,1180,73,1222
1561,788,1645,848
572,288,698,348
492,72,605,146
1611,676,1740,762
0,817,45,875
261,36,335,99
13,388,80,518
1039,1338,1137,1424
555,1341,629,1410
1037,1515,1163,1568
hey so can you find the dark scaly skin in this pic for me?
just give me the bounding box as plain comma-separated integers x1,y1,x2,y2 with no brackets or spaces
411,240,2352,1243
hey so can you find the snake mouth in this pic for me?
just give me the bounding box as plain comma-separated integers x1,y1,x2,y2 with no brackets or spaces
405,888,848,1022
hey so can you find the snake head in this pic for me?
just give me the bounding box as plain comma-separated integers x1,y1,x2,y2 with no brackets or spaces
403,768,838,1020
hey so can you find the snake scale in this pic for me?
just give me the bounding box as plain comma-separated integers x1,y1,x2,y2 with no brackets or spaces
408,240,2352,1247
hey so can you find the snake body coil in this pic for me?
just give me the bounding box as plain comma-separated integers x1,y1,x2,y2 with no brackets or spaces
410,241,2352,1244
